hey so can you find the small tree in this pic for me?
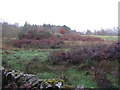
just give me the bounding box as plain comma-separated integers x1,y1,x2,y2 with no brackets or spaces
86,29,92,35
60,29,66,34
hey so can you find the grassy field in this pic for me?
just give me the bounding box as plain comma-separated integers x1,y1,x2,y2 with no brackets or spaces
2,49,50,70
2,49,98,88
87,35,118,41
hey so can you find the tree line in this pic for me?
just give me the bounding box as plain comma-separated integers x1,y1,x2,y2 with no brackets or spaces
1,21,119,39
83,27,119,36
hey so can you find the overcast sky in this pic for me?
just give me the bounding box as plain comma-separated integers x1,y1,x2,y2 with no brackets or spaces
0,0,119,31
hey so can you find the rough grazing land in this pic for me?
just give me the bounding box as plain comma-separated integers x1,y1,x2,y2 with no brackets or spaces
1,35,119,89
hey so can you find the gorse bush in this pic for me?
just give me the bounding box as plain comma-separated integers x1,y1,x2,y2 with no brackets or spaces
23,30,52,40
48,46,93,65
48,42,120,65
18,30,52,40
13,39,65,49
105,42,120,61
13,33,105,49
